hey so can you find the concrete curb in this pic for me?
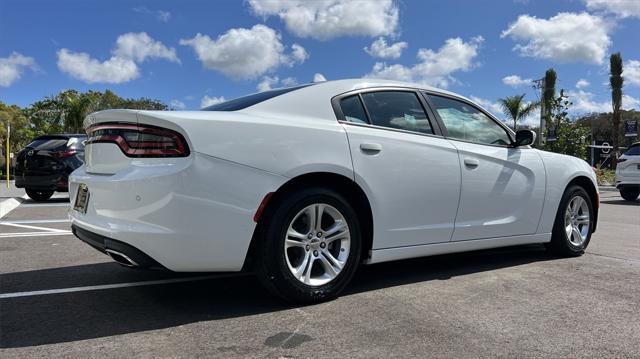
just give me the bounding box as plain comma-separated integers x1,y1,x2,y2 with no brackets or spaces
599,186,617,192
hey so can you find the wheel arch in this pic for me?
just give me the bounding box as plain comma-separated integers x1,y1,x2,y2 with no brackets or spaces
565,175,599,232
245,172,374,269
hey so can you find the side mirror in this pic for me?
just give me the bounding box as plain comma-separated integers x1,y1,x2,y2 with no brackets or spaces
515,129,536,147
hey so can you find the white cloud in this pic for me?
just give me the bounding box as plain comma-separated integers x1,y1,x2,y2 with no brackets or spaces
57,32,178,84
366,36,484,89
281,77,298,86
257,76,280,92
289,43,309,64
364,37,408,59
502,75,532,87
584,0,640,18
0,52,37,87
113,32,179,63
567,90,610,113
313,73,327,82
625,60,640,87
201,95,226,108
57,49,139,84
501,12,610,64
567,91,640,113
256,76,298,92
575,79,590,89
247,0,399,40
180,25,304,80
170,99,186,110
133,6,171,22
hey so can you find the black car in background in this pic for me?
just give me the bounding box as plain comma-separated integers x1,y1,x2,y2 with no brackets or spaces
15,134,87,201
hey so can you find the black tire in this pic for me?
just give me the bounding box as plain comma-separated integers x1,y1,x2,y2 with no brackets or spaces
619,188,640,201
255,187,361,303
546,185,594,257
25,189,54,202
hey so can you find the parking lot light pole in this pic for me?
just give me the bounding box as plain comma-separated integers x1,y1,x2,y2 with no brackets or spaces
6,124,9,189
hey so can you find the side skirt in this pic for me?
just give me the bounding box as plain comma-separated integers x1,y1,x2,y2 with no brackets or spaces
366,233,551,264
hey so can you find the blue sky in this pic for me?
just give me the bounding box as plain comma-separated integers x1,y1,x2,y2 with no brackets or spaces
1,0,639,122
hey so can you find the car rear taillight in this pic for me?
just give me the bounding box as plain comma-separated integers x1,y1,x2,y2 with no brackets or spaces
86,123,190,157
50,149,77,158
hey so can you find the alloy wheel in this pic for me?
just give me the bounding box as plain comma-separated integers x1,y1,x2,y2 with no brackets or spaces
284,203,351,286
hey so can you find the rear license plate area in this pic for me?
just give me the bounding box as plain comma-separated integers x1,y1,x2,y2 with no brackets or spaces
73,184,90,213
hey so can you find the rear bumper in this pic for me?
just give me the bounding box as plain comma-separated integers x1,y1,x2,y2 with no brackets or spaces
72,224,165,269
68,152,287,272
15,173,68,191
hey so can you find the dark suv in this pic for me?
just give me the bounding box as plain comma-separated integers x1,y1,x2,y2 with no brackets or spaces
15,134,87,201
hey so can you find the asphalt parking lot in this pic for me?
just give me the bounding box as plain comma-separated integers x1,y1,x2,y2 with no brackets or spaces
0,191,638,358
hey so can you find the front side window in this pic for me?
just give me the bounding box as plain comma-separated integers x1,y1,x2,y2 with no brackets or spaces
359,91,433,134
428,95,511,146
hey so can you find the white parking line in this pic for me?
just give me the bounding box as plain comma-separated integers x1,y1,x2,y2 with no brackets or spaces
0,231,73,238
0,198,23,219
1,222,69,233
0,273,244,299
0,219,70,224
21,203,69,208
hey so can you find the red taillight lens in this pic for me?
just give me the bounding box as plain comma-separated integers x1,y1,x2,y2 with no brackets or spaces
86,123,190,158
51,150,77,158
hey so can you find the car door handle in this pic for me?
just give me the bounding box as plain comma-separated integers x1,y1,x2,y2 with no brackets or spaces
360,143,382,154
464,158,479,167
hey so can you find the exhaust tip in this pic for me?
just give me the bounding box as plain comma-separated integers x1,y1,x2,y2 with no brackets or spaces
105,249,139,268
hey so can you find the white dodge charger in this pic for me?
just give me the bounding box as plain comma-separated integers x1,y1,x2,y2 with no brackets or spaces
70,79,599,302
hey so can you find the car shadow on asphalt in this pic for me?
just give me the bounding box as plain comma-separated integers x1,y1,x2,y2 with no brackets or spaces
601,199,640,206
0,244,554,348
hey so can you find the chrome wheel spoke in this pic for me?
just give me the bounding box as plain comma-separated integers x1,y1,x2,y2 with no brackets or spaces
576,215,590,225
571,225,582,244
284,203,351,287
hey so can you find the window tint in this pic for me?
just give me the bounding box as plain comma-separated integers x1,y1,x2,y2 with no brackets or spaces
340,95,368,124
202,84,312,111
429,95,511,146
67,136,87,150
360,91,433,134
624,144,640,155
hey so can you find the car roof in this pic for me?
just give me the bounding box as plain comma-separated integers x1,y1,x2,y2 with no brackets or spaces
243,78,478,121
33,134,86,140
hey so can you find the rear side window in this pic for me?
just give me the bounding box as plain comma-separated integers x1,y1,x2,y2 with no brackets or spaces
340,95,368,124
203,84,312,111
624,144,640,155
359,91,433,134
26,138,68,151
428,95,511,146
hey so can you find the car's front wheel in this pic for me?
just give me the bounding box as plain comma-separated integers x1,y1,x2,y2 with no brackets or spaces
255,187,361,303
25,189,54,202
546,185,594,257
619,187,640,201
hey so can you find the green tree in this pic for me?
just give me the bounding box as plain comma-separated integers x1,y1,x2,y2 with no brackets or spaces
543,94,590,159
610,52,623,168
497,94,539,131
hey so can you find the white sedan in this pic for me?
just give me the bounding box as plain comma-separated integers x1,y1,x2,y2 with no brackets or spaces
69,79,599,303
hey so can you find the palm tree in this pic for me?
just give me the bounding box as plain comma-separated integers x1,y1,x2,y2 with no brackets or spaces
498,94,539,131
610,52,623,168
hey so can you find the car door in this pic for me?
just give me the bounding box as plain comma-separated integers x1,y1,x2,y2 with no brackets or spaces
334,89,462,249
426,93,546,241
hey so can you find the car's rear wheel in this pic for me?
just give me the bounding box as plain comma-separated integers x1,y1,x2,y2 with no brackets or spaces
255,187,361,303
546,185,594,257
619,187,640,201
25,189,54,202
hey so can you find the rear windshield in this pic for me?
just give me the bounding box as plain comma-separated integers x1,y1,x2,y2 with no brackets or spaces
624,144,640,156
202,84,312,111
27,136,86,151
